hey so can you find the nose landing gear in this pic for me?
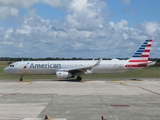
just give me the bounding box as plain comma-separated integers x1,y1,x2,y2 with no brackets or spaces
19,75,23,81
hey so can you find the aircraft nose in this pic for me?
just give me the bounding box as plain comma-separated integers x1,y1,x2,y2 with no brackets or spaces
4,67,8,73
3,68,7,73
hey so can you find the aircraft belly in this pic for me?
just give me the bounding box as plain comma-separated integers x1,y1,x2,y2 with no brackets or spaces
21,69,56,74
93,67,128,73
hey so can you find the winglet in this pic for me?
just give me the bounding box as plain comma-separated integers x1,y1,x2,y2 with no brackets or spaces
93,58,102,67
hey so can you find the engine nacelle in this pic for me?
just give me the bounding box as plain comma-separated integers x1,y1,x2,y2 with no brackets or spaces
56,71,74,79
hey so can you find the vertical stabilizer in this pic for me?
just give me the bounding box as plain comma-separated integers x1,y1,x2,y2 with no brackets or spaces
126,39,153,68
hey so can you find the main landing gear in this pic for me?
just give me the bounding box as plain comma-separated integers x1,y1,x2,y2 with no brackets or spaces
77,76,82,81
19,75,23,81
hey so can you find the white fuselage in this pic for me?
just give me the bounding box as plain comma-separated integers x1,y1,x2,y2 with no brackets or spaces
4,59,138,75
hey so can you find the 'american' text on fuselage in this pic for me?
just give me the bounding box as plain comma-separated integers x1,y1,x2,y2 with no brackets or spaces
30,63,61,69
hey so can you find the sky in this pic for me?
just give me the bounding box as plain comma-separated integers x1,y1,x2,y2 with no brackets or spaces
0,0,160,58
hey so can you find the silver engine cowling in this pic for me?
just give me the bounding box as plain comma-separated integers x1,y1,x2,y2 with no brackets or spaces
56,71,74,79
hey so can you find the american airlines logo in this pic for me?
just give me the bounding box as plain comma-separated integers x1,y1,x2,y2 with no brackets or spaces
29,63,61,68
23,62,30,69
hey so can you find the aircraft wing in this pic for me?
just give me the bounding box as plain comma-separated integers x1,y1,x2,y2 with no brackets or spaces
57,58,102,74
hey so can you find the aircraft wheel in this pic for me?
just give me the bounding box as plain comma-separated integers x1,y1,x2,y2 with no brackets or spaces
77,76,82,81
19,75,23,81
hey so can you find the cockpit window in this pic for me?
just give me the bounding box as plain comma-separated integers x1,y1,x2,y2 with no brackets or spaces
10,65,14,67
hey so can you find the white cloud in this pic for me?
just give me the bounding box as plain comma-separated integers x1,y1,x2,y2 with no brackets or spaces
17,43,24,48
3,41,14,45
16,25,32,36
5,28,13,38
73,42,84,50
0,0,40,8
64,0,107,30
141,21,160,36
0,0,71,19
0,0,71,10
121,0,131,5
42,0,70,9
108,19,128,31
122,33,129,40
0,6,18,19
1,14,160,58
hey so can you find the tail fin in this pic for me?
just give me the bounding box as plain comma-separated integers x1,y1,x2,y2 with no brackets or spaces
126,39,153,68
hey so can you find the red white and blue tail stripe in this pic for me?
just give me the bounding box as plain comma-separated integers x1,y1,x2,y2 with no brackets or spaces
125,39,153,68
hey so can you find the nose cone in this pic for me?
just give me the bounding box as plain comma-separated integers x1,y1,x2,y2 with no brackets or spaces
4,67,13,74
4,67,8,73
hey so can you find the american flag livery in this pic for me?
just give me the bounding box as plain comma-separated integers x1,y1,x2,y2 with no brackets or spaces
125,39,153,68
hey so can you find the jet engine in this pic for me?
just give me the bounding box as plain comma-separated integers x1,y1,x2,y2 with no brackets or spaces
56,71,74,79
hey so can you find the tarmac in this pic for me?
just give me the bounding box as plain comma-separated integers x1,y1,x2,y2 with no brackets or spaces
0,79,160,120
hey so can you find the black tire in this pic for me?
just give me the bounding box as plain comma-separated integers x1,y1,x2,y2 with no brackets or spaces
20,78,23,81
77,76,82,81
19,75,23,81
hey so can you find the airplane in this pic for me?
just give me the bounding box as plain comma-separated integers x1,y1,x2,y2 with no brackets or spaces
4,39,155,81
